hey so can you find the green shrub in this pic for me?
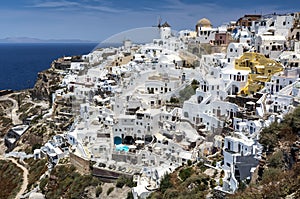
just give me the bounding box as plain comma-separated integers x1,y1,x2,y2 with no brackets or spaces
268,150,284,168
95,185,102,197
116,175,136,188
197,162,207,172
169,97,180,104
41,165,102,199
179,167,193,181
179,85,196,102
107,187,114,196
39,178,48,193
261,167,283,184
163,188,179,199
219,178,223,186
126,191,134,199
220,170,224,177
210,179,216,188
160,173,173,193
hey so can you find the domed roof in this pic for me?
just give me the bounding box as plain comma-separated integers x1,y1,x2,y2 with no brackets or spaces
196,18,212,28
294,81,300,89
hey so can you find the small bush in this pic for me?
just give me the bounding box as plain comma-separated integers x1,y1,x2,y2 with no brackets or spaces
219,178,223,186
169,97,179,104
210,179,216,188
160,173,173,193
268,150,284,168
197,162,207,172
116,175,136,188
163,188,179,199
220,170,225,177
179,167,193,181
107,187,114,196
126,191,134,199
95,185,102,197
39,178,48,193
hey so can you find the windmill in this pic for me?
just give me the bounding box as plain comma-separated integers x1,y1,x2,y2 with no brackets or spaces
158,16,162,28
152,16,162,28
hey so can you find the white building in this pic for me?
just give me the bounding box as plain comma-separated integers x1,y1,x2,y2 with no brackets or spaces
195,18,217,44
255,34,286,59
222,132,262,193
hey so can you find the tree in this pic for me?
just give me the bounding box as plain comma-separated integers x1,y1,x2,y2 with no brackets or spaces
160,173,173,193
268,150,284,168
106,187,114,196
179,167,193,181
95,186,102,197
259,122,279,152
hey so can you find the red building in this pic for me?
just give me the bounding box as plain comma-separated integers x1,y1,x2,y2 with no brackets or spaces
236,14,262,27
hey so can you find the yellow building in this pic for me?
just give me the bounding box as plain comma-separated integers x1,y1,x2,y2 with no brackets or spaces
235,52,283,95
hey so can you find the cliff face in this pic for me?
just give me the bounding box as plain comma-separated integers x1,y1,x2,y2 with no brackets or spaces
31,56,84,102
30,65,63,102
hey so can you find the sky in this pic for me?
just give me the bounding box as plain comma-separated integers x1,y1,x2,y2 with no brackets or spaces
0,0,299,42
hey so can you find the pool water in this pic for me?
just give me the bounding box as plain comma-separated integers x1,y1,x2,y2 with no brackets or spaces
115,144,129,152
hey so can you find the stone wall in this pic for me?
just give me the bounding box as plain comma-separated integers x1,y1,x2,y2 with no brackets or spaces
92,166,132,182
70,152,90,174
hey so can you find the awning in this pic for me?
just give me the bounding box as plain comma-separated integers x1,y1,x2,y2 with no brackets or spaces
135,140,144,144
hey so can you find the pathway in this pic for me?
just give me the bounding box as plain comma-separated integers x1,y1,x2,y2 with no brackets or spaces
0,94,22,125
0,157,29,199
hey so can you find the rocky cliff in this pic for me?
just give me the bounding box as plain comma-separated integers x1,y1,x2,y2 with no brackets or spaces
30,62,63,102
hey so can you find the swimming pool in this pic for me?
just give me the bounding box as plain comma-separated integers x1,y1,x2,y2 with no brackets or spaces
115,144,129,152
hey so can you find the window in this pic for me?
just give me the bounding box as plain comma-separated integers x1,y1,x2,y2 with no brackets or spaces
228,141,231,150
184,112,189,118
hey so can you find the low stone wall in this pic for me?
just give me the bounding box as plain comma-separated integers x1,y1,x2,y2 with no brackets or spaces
92,166,132,182
70,152,90,174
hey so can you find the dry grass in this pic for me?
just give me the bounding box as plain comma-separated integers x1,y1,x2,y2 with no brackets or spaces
0,159,23,199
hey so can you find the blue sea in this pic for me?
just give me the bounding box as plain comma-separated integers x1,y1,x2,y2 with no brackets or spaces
0,43,97,91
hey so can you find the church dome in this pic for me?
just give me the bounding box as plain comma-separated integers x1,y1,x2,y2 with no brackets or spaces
196,18,212,28
294,80,300,89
